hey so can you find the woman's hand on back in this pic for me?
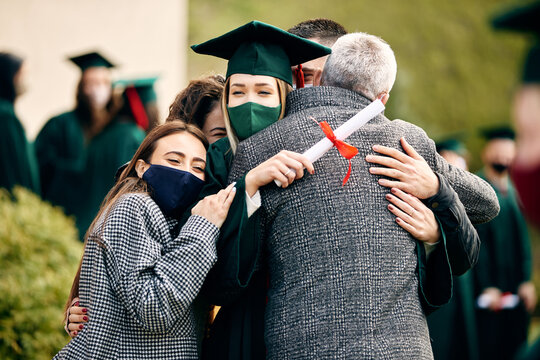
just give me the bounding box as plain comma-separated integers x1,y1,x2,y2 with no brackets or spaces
192,183,236,228
245,150,315,196
65,297,89,338
385,187,440,244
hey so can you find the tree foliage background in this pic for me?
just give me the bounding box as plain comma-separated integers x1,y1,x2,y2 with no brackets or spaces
0,188,82,359
188,0,533,170
187,0,540,328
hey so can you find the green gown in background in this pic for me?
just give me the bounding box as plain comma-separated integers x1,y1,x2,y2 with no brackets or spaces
35,111,145,239
427,271,479,360
77,120,145,237
473,169,532,360
0,98,40,194
35,111,86,216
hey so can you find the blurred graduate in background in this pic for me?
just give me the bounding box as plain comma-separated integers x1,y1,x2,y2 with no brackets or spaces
427,137,479,360
0,52,40,194
491,1,540,228
35,51,145,240
473,127,536,360
114,76,160,132
436,136,469,171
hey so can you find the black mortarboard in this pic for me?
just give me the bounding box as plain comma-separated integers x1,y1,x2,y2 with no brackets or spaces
492,1,540,34
68,51,115,72
480,125,516,140
492,1,540,83
436,137,468,155
191,21,331,85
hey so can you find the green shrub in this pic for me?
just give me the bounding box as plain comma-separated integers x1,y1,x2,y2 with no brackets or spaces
0,187,83,359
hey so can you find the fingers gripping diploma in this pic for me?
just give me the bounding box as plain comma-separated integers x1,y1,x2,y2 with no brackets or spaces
245,150,315,196
366,137,439,200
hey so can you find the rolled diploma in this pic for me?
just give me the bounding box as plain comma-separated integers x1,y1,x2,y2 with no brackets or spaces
275,98,385,186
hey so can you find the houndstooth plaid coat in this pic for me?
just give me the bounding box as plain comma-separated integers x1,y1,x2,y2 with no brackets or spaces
54,193,219,359
228,86,499,359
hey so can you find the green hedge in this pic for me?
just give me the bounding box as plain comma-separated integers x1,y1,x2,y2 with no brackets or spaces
0,187,82,359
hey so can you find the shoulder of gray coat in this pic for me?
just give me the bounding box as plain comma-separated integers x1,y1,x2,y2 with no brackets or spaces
386,118,437,163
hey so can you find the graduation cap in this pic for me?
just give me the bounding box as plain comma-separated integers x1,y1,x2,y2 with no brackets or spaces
492,1,540,83
191,20,332,85
115,76,158,104
114,76,159,130
436,137,468,155
68,51,115,72
480,125,515,141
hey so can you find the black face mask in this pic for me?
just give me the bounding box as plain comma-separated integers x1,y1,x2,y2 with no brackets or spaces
491,163,509,174
142,164,205,218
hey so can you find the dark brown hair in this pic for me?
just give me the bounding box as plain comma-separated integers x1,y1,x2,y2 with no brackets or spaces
64,120,208,319
287,18,348,47
166,74,225,129
75,78,122,137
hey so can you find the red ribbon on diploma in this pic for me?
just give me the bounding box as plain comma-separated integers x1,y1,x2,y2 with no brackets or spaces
315,119,359,186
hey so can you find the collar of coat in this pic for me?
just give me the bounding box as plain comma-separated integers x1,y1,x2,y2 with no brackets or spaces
285,86,375,117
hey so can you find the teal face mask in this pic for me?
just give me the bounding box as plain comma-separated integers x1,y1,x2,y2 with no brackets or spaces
227,102,282,141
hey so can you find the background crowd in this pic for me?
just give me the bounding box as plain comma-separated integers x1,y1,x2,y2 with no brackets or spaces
1,0,540,359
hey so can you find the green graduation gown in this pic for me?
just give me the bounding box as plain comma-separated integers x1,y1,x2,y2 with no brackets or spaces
427,272,479,360
35,111,145,239
77,120,145,237
424,174,482,360
473,170,532,360
190,137,265,360
0,98,40,193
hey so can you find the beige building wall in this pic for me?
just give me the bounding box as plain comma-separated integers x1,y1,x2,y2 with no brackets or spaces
0,0,187,140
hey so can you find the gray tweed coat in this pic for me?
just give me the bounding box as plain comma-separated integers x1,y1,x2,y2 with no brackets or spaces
54,193,219,359
228,86,499,359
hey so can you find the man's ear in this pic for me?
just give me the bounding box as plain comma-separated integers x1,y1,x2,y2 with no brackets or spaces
135,159,150,178
377,92,390,105
313,69,323,86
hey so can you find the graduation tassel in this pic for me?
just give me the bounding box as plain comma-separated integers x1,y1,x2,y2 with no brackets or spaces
294,64,305,89
125,86,149,131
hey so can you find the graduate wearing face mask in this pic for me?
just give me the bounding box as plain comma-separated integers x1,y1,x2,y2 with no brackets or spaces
35,51,145,239
189,21,330,359
473,126,536,360
189,22,331,267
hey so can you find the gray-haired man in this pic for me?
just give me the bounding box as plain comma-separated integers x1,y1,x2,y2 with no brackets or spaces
229,32,498,359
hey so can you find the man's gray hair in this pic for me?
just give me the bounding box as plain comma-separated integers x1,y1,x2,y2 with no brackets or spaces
321,32,397,100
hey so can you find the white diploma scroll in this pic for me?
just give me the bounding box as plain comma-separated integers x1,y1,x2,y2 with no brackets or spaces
275,98,386,187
